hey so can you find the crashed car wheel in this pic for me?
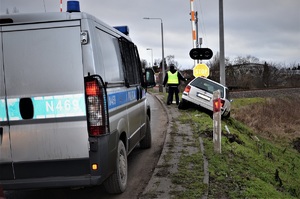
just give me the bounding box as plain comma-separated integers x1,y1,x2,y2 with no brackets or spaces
178,99,189,110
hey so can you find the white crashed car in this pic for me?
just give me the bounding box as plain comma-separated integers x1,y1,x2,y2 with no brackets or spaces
179,76,231,118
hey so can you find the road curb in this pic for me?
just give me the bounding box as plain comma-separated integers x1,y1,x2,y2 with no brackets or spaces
140,92,173,198
142,92,210,199
141,92,200,198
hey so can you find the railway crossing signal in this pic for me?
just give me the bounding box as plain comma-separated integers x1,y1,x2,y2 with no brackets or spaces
189,48,213,60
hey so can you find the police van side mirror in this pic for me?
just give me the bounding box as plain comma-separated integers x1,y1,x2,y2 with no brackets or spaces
144,68,156,88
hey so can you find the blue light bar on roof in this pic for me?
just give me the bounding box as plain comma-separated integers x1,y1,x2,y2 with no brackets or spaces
67,1,80,12
113,26,129,36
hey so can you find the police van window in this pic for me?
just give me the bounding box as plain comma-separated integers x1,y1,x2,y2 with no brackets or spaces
3,26,84,95
118,38,142,86
95,29,124,82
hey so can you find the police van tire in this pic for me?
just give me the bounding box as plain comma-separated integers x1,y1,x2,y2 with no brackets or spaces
140,116,152,149
104,140,128,194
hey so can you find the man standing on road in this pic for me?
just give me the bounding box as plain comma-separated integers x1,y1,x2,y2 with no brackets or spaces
163,64,187,105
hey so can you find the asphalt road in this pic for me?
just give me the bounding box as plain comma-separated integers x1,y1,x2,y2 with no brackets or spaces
4,93,167,199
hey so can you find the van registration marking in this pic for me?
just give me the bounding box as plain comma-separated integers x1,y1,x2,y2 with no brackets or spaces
1,89,139,121
5,94,86,121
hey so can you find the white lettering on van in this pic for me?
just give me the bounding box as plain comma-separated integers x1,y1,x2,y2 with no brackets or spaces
72,100,79,110
128,91,136,101
46,101,54,112
46,99,81,113
109,95,116,107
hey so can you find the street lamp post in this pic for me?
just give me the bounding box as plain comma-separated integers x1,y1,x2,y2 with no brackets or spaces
143,17,165,92
146,48,153,68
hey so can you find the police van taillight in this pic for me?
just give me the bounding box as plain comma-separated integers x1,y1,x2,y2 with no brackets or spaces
84,75,109,136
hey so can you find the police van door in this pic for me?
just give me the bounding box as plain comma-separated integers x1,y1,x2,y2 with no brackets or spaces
0,27,14,182
118,38,144,151
1,21,90,181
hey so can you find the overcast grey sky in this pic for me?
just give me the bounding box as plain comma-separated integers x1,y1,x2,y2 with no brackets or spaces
1,0,299,69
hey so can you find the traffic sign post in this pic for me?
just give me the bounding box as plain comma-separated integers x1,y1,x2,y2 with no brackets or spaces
193,63,210,78
213,90,222,153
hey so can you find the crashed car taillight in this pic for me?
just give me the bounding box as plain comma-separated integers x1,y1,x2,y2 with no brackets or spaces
184,85,191,94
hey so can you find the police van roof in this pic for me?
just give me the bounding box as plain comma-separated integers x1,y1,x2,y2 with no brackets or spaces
1,12,91,24
0,12,131,40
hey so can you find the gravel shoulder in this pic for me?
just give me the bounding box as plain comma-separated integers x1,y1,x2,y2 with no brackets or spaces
141,93,208,199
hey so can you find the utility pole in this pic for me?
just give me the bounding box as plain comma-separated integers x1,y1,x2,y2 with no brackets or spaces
219,0,226,85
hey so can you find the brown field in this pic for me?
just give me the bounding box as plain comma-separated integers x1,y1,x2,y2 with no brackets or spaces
232,95,300,146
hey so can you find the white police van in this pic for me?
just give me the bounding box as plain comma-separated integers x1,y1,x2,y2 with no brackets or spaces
0,1,155,194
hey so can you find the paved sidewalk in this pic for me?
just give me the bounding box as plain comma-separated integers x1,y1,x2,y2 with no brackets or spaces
140,93,205,199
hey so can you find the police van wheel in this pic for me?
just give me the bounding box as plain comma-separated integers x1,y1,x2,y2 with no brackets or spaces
104,140,127,194
140,116,152,149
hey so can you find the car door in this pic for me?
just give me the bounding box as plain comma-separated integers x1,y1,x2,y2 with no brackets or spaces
1,21,90,180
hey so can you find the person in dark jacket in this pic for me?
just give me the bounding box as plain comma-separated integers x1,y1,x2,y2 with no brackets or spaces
163,64,187,105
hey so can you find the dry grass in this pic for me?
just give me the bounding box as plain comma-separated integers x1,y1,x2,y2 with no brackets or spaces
232,96,300,144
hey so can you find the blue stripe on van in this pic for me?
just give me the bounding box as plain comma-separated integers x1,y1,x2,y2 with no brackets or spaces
2,89,138,121
0,99,7,121
107,89,137,110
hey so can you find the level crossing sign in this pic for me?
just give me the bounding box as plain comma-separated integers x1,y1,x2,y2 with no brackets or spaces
193,63,210,77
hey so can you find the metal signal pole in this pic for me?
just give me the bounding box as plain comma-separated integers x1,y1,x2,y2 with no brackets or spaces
219,0,226,85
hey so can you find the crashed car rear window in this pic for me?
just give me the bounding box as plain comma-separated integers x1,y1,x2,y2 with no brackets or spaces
190,78,224,98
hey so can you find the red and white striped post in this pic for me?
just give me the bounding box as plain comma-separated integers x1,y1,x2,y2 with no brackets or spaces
213,90,222,153
60,0,63,12
190,0,197,49
190,0,197,66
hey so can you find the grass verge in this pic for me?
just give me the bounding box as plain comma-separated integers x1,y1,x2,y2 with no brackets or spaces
174,97,300,198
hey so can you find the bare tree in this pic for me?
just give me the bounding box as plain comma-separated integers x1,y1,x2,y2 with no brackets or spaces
166,55,179,69
262,62,271,87
140,59,148,69
6,7,19,14
13,7,19,13
233,55,259,65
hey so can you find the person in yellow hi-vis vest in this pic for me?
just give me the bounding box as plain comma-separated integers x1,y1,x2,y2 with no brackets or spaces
163,64,187,105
